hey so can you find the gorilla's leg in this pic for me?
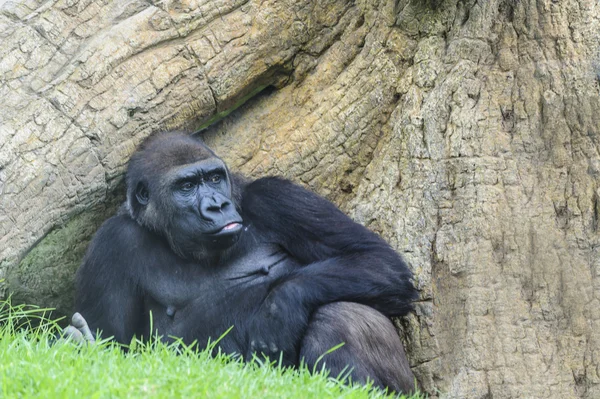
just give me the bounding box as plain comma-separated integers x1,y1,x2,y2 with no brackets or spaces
63,312,96,344
299,302,416,394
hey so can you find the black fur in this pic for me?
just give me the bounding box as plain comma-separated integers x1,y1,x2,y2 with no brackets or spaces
75,132,418,393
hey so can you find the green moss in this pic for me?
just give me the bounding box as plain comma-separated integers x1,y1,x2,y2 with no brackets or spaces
7,191,123,321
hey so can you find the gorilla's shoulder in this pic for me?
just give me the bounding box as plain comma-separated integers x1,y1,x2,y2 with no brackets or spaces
241,176,341,214
243,176,290,190
240,176,307,215
99,213,142,233
82,213,171,272
241,176,304,201
91,214,154,250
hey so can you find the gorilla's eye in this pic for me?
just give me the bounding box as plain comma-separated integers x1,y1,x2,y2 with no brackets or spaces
209,174,221,184
135,182,149,205
180,181,195,192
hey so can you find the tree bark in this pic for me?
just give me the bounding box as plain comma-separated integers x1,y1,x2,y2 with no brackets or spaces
1,0,599,397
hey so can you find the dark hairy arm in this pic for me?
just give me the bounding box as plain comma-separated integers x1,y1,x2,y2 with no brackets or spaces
241,177,418,362
75,215,144,344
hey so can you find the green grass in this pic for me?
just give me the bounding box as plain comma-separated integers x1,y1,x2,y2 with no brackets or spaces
0,301,424,399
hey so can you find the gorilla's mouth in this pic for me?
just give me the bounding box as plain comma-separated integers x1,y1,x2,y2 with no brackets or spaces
211,222,243,236
222,222,241,231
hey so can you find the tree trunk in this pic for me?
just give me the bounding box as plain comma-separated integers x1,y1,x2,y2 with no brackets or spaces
1,0,599,397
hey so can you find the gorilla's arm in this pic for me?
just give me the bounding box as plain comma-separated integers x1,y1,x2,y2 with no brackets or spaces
75,215,144,344
243,177,417,315
241,177,418,362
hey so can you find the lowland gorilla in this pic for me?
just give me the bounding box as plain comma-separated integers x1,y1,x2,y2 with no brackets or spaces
66,132,418,393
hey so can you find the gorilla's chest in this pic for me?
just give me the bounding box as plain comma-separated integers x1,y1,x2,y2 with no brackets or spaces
141,243,298,313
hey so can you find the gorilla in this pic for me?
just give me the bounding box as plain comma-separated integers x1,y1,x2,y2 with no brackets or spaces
65,132,418,393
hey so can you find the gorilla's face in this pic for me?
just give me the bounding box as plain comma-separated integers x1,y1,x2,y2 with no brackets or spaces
126,134,244,259
163,158,243,255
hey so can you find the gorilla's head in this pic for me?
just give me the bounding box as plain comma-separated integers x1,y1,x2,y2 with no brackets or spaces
126,133,243,259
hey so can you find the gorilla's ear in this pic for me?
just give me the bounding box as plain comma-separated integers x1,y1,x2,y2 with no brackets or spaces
135,182,149,205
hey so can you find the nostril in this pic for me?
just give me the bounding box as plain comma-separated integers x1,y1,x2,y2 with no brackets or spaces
205,202,229,213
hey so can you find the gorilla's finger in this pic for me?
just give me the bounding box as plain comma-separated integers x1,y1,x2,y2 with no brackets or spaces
63,326,84,343
71,312,95,342
71,312,86,328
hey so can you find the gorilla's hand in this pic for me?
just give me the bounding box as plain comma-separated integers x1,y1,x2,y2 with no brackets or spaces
63,312,96,344
245,287,309,366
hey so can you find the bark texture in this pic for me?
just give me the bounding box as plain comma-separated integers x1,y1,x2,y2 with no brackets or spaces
1,0,599,398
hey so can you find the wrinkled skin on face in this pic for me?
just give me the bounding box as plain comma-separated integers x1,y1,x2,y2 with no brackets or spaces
125,134,243,259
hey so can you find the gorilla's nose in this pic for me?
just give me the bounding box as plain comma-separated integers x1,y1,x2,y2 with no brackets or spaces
200,194,231,220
